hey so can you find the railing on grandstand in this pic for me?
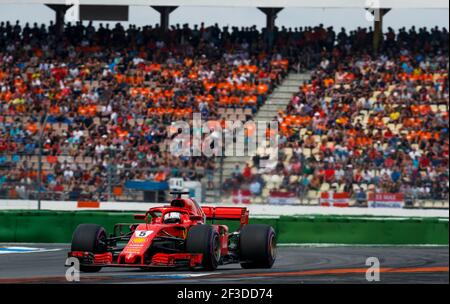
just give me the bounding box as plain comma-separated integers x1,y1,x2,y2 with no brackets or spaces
0,154,211,203
0,153,448,208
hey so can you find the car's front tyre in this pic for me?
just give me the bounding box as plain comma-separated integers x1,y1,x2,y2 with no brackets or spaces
186,225,221,270
71,224,107,273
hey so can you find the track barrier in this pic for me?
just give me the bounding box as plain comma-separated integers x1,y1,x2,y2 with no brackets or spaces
0,211,447,245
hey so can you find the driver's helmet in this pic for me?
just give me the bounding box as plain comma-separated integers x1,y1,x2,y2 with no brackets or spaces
163,212,182,224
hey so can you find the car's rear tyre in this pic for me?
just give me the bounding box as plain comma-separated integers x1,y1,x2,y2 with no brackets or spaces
239,224,277,269
186,225,221,270
71,224,107,273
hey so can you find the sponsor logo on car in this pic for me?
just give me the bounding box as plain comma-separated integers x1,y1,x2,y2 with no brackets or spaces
132,237,146,244
123,248,141,254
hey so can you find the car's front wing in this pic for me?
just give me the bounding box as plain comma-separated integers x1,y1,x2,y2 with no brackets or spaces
68,251,203,269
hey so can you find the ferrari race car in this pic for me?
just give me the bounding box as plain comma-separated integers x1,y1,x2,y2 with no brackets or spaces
67,192,277,272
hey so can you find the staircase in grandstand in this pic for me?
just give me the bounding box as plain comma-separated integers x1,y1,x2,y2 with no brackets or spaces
204,72,312,203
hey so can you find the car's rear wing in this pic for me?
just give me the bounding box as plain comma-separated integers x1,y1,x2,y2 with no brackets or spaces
201,206,249,226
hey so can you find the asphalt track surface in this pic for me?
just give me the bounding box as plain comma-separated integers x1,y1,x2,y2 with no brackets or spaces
0,244,448,284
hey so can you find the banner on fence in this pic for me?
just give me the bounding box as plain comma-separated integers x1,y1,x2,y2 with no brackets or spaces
268,191,298,205
77,201,100,208
232,189,252,204
368,193,404,208
320,192,350,207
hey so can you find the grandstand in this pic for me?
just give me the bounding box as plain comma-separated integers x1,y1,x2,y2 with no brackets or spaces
0,0,448,210
220,27,449,209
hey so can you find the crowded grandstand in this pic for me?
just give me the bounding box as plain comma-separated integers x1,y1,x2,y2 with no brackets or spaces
222,25,449,207
0,19,448,207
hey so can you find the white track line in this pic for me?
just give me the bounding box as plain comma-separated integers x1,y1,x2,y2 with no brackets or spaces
0,246,62,255
278,243,449,247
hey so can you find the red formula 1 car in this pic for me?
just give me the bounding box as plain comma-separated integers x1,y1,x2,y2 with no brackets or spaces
67,192,277,272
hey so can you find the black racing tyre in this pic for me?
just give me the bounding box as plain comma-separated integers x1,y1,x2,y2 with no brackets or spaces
71,224,107,273
186,225,221,270
239,224,277,269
